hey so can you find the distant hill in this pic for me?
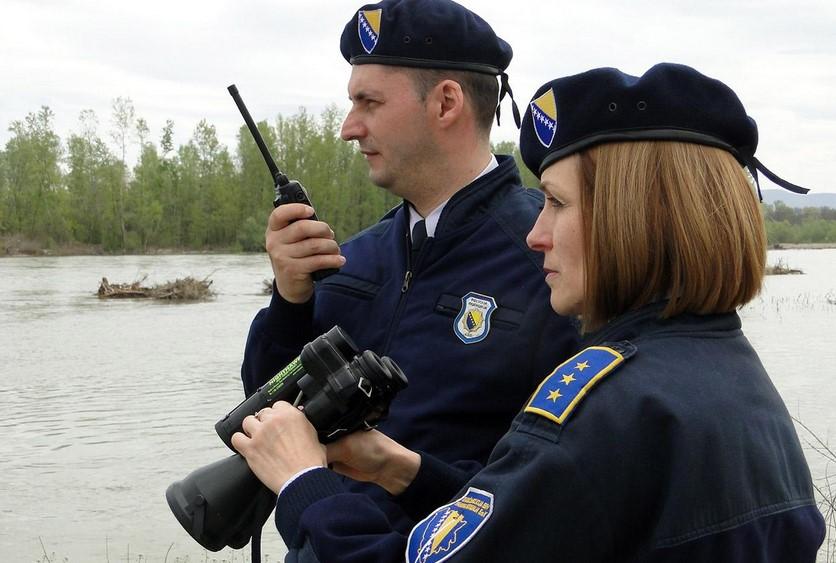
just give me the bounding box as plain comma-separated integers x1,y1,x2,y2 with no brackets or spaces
761,189,836,209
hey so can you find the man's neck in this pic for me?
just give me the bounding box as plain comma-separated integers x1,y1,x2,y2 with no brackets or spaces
410,149,495,216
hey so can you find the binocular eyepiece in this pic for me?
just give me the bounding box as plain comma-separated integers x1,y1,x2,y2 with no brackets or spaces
166,326,407,552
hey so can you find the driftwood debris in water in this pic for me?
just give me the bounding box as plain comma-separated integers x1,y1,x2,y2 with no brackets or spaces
151,276,215,300
764,258,803,276
97,276,151,298
97,276,214,301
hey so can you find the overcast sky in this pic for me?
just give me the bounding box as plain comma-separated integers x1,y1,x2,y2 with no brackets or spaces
1,0,835,192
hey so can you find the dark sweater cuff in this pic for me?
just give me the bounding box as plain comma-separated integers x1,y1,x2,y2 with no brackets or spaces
275,468,346,548
262,280,316,348
396,452,472,521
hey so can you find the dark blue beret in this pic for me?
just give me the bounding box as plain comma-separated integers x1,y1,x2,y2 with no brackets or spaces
340,0,521,126
520,63,808,196
340,0,512,75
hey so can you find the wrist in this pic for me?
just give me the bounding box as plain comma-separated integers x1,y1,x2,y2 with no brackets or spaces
274,277,314,304
380,447,421,496
279,466,327,499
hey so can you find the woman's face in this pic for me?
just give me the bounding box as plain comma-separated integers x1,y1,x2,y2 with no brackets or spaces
526,154,585,317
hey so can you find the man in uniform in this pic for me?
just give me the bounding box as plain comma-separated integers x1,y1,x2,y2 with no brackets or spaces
240,0,577,533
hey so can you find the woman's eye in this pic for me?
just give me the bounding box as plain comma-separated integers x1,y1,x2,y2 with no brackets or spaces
546,196,565,209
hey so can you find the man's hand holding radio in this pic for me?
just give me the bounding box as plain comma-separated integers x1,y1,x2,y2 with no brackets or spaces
266,203,345,304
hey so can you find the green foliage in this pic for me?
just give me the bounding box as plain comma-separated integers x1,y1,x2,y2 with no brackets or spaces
65,110,124,249
762,202,836,245
3,107,68,242
0,148,9,233
0,101,402,253
237,215,266,252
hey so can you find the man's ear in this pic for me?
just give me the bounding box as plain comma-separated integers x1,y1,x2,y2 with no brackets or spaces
430,79,465,129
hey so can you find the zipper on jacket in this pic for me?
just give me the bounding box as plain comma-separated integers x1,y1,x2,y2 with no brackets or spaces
383,229,416,352
402,229,415,293
401,270,413,292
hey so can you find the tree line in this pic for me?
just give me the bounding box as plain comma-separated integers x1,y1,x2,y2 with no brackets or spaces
0,99,405,253
0,99,832,253
762,201,836,245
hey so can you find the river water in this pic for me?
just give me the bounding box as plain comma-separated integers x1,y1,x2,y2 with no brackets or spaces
1,250,834,562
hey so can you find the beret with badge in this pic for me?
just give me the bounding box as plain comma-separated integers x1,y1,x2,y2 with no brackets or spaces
519,63,809,198
340,0,521,126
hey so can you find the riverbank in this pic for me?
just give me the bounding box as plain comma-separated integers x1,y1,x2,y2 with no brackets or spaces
0,235,252,257
771,242,836,250
3,235,836,257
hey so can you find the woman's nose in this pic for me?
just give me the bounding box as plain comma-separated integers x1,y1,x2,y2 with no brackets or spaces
526,207,553,253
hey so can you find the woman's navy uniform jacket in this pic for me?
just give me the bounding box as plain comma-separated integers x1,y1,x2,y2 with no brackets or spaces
241,155,579,528
274,303,825,562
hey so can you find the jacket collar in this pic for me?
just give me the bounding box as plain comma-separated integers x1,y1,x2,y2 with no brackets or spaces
384,154,523,237
434,154,522,237
582,301,743,347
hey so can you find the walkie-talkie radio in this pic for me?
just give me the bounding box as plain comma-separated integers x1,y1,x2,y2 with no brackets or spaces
227,84,338,281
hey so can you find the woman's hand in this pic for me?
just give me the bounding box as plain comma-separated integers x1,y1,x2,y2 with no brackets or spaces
231,402,326,494
326,430,421,495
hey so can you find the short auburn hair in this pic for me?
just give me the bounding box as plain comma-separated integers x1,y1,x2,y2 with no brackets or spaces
577,141,766,332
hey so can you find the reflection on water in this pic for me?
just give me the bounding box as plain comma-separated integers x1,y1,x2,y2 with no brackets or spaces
1,250,835,561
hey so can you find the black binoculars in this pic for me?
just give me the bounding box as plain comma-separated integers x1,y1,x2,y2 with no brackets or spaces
165,326,408,552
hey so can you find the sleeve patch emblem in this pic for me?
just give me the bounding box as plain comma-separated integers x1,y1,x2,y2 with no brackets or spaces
406,487,494,563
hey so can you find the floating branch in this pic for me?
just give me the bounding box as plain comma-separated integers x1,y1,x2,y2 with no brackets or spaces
765,258,803,276
97,276,214,301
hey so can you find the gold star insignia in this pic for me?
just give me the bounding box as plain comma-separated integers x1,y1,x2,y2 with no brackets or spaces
561,373,576,385
575,361,590,371
547,389,562,402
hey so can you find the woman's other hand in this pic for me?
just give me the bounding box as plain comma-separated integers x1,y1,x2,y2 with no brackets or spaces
326,429,421,495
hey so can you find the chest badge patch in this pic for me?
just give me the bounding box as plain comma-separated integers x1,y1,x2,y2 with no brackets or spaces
526,346,625,425
406,487,494,563
358,9,382,54
454,292,497,344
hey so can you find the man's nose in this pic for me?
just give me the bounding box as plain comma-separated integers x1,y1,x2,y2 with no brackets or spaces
340,111,365,141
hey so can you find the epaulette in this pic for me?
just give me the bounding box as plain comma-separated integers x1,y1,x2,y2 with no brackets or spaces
525,342,636,425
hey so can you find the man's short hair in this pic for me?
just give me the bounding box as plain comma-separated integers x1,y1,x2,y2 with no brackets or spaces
404,68,498,135
577,141,766,332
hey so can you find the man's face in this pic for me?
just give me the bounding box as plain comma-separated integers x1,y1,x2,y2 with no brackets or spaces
341,64,435,197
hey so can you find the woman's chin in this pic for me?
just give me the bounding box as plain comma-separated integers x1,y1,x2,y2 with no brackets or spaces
549,296,582,318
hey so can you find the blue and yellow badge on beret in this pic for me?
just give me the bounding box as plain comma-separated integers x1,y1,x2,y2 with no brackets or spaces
358,9,382,54
530,88,557,148
407,487,494,563
454,292,496,344
526,346,626,425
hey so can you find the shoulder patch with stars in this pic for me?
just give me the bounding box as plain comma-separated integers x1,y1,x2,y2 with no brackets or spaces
525,344,633,425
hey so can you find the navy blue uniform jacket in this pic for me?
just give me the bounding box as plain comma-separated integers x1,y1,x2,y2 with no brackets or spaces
241,155,579,526
274,303,825,562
